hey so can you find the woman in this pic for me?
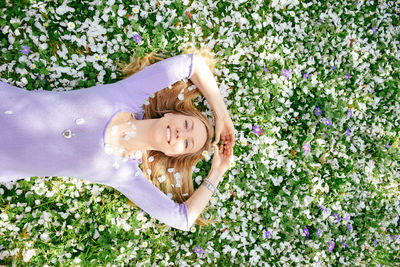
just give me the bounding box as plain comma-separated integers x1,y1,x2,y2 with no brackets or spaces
0,46,235,231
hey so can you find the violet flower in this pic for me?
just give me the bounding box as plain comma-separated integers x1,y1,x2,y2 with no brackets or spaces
324,118,332,126
304,227,310,237
253,125,263,135
265,231,271,238
20,45,30,55
328,241,335,253
133,34,142,43
348,109,353,118
194,245,203,254
315,107,322,116
302,144,311,153
346,128,351,136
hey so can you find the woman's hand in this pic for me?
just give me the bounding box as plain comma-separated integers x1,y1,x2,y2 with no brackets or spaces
212,115,235,151
211,143,233,174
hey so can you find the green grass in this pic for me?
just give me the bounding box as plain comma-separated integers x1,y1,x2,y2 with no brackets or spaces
1,0,400,266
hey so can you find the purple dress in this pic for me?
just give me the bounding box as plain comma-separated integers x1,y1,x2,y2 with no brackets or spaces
0,53,195,231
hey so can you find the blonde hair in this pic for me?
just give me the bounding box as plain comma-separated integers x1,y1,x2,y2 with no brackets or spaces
115,46,220,228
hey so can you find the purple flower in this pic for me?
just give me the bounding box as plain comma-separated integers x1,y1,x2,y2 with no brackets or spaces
346,128,351,136
38,74,45,81
315,260,321,266
374,240,378,246
348,109,353,118
347,224,352,232
264,67,268,72
333,212,340,222
328,241,335,253
372,27,377,33
302,144,311,153
386,142,391,149
342,241,348,248
371,89,375,93
343,213,350,221
20,45,30,55
253,125,263,135
133,34,142,43
345,73,350,80
330,65,336,71
265,231,271,238
324,118,332,126
304,227,310,237
316,228,322,237
324,133,328,139
315,107,322,116
194,245,203,254
281,67,293,78
304,72,310,79
355,0,359,5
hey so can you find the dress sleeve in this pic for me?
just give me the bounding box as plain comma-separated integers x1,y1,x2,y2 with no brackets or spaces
114,160,192,231
118,53,195,108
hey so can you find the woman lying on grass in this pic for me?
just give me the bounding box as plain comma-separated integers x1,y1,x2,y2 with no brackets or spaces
0,46,235,231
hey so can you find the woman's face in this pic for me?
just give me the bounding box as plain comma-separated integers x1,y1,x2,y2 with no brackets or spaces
161,113,207,157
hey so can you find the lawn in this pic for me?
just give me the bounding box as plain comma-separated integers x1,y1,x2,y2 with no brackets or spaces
0,0,399,266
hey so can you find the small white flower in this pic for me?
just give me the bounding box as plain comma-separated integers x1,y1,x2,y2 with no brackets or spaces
148,156,154,162
224,184,229,189
75,118,85,125
30,64,36,69
168,168,174,173
99,225,105,231
67,22,75,30
210,196,216,204
132,6,140,14
158,175,166,183
202,150,209,157
136,213,144,221
142,241,148,248
113,161,120,169
240,136,247,146
290,11,295,16
190,226,196,233
104,144,114,155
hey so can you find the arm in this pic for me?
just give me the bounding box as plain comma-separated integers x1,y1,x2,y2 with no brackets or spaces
115,160,192,231
185,168,224,227
118,53,195,108
189,54,229,119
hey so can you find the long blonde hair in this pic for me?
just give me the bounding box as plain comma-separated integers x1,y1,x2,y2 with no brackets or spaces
115,46,220,228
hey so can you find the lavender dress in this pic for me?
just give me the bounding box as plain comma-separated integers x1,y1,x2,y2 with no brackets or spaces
0,53,195,231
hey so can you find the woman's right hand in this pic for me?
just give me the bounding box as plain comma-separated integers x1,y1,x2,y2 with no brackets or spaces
211,143,233,174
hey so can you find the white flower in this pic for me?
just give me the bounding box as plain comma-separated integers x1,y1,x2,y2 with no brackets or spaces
132,6,140,14
67,22,75,30
98,225,105,231
240,136,247,146
158,175,166,183
168,168,174,173
148,156,154,162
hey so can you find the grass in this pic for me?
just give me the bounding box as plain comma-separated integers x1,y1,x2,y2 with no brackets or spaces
0,0,400,266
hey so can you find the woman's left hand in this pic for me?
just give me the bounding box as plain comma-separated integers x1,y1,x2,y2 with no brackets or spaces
212,115,235,154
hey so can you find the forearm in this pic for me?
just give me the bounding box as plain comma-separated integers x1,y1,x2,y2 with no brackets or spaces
190,55,229,119
185,168,224,228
